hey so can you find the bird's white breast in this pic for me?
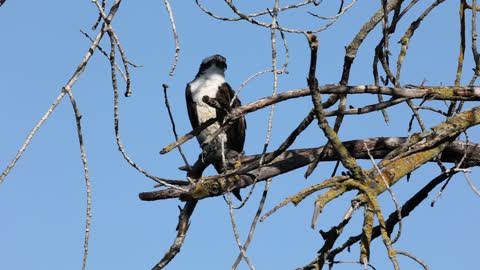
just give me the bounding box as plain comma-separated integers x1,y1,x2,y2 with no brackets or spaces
189,73,225,104
188,72,226,143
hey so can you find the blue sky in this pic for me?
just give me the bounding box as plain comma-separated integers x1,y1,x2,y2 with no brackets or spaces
0,1,479,270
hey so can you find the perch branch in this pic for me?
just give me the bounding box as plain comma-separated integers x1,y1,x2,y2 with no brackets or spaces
140,137,480,201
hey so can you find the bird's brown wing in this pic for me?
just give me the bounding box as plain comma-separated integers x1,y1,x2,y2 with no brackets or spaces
217,82,246,153
185,84,200,130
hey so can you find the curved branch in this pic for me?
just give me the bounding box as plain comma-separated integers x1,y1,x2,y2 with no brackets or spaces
222,0,350,33
164,0,180,76
196,0,316,22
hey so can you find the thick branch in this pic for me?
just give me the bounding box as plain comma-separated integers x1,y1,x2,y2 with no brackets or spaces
140,138,480,201
362,106,480,201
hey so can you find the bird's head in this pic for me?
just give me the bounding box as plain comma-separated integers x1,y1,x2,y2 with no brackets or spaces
196,54,227,77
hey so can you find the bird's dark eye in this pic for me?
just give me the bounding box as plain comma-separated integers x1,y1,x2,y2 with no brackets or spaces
215,61,226,70
199,62,211,72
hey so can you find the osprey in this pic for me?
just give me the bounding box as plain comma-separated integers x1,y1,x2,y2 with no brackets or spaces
185,55,246,195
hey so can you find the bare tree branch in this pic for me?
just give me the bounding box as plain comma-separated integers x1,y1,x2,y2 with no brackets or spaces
164,0,180,76
140,136,480,201
65,88,92,270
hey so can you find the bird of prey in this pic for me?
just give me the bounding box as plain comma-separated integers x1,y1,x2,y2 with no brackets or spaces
185,54,246,199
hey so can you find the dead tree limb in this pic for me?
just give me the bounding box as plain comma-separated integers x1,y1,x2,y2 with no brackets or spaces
140,137,480,201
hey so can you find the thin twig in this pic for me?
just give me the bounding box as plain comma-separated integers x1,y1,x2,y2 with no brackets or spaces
472,0,479,74
232,0,282,209
229,17,289,108
364,142,402,244
91,0,106,30
225,193,256,270
164,0,180,76
308,0,358,20
430,173,454,207
380,0,390,86
260,175,349,222
262,0,280,164
464,171,480,196
417,105,448,116
231,69,273,107
64,88,92,270
107,26,186,190
397,250,430,270
162,84,191,170
223,0,347,33
79,29,128,83
196,0,317,22
91,0,135,97
468,0,480,86
278,23,289,72
232,179,271,269
449,0,467,115
315,203,358,268
304,93,348,178
407,100,427,132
